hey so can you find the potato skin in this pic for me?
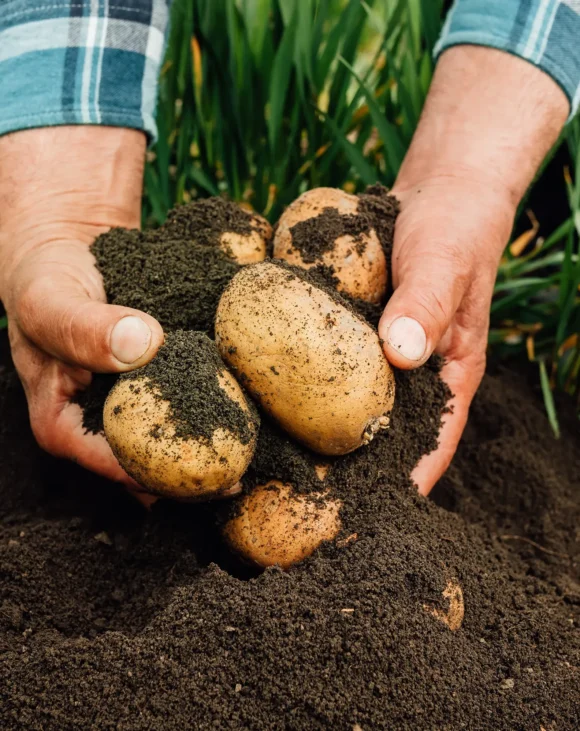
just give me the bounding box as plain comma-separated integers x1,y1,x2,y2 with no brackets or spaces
223,481,341,569
273,187,387,304
220,213,271,264
215,261,395,455
424,580,465,631
104,370,258,500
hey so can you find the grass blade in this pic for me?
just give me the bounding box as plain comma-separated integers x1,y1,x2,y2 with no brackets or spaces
539,360,560,438
338,57,406,176
268,9,297,153
321,111,378,185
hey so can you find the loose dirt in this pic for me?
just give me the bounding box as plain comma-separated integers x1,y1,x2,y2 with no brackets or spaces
0,194,578,729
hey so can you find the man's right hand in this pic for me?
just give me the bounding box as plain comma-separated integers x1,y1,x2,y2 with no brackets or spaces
0,126,164,490
379,46,569,495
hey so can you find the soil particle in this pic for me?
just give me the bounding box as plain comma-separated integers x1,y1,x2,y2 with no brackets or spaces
1,332,578,729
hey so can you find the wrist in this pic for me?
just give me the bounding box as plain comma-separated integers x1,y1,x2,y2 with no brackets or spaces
0,126,145,295
396,46,568,209
0,125,145,234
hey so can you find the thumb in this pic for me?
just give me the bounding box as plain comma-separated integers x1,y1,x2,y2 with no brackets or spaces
16,274,164,373
378,249,468,370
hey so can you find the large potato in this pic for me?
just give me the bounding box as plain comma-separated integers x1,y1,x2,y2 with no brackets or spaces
215,261,395,455
223,481,342,569
273,187,387,303
104,334,259,500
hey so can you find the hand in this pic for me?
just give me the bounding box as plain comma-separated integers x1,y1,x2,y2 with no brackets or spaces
379,46,569,495
0,127,164,497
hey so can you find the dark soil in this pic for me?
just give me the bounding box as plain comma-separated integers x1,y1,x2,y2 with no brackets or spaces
163,196,260,251
1,195,578,729
91,226,240,334
1,338,579,729
117,331,258,445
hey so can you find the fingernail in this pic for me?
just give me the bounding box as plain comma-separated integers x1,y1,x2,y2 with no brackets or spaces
111,317,152,364
387,317,427,361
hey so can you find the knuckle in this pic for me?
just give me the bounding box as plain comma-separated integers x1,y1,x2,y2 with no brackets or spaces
411,287,455,335
66,302,110,363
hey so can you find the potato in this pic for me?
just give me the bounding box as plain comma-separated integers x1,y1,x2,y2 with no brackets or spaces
273,187,387,303
223,481,342,569
423,580,465,631
104,333,259,500
215,261,395,455
220,212,271,264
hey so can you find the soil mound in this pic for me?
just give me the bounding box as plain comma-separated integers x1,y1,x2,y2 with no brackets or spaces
0,332,578,729
1,194,578,729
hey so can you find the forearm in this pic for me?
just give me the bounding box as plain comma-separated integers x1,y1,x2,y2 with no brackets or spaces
397,45,569,207
436,0,580,122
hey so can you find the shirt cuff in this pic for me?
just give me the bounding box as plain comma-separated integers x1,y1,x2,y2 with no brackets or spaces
0,0,170,142
435,0,580,121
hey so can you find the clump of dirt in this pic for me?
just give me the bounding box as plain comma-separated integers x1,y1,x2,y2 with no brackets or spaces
163,197,258,251
80,205,248,434
118,331,257,445
73,372,118,435
358,183,400,268
92,227,239,333
239,354,450,538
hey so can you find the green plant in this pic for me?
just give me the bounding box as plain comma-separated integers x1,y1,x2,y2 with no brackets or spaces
143,0,443,226
491,117,580,432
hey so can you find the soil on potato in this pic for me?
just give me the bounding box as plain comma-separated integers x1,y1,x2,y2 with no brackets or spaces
1,334,579,728
283,185,399,324
115,331,257,445
287,184,399,267
163,196,261,251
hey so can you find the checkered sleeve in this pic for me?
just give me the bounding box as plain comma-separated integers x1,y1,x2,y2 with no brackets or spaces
0,0,170,141
435,0,580,120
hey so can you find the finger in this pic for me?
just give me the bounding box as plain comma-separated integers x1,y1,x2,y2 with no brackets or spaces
16,275,164,373
52,405,159,509
412,354,484,496
378,244,470,370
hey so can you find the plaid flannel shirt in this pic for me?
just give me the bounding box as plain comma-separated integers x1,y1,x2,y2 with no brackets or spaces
436,0,580,119
0,0,579,143
0,0,170,141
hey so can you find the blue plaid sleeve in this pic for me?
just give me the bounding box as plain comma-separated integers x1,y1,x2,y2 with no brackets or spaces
435,0,580,119
0,0,170,141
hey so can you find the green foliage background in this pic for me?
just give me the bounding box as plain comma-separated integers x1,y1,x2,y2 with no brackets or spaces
143,0,443,224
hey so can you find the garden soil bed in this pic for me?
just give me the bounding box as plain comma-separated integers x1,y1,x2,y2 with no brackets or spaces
1,325,579,729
